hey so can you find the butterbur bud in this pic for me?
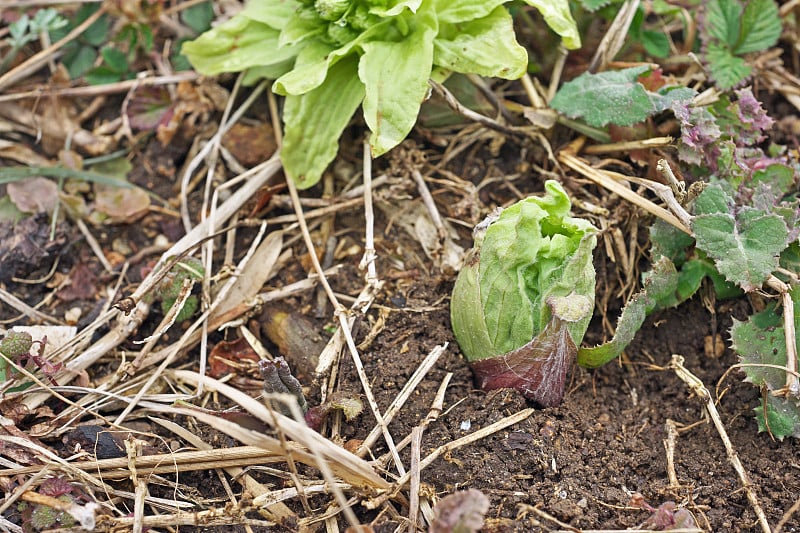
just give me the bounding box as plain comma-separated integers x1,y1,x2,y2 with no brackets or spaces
450,181,597,407
260,358,308,416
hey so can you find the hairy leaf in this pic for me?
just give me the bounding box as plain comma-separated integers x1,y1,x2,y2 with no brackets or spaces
731,306,787,391
755,396,800,440
578,257,679,368
691,184,788,291
551,66,695,127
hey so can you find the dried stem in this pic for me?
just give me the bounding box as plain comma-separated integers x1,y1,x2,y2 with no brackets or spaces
670,355,772,533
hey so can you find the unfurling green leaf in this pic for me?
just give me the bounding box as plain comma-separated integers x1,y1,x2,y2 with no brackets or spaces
550,66,695,127
577,257,679,368
451,181,597,406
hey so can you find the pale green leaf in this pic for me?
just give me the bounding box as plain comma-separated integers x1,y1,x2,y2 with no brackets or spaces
182,15,296,76
521,0,581,49
242,0,302,29
433,0,507,23
452,182,597,363
279,9,325,47
370,0,422,17
475,181,596,357
692,185,788,291
272,39,337,95
281,56,365,189
451,249,497,361
550,66,695,127
273,20,391,95
434,6,527,80
359,14,436,156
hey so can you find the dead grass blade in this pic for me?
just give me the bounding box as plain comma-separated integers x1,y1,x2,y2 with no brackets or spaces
168,369,391,491
559,150,690,234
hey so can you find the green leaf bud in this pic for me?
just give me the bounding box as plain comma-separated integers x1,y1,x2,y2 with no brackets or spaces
450,181,597,406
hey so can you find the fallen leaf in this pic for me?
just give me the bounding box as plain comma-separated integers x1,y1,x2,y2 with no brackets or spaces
208,337,260,378
0,214,69,283
93,184,151,224
430,489,490,533
56,262,98,303
261,305,327,379
7,177,59,213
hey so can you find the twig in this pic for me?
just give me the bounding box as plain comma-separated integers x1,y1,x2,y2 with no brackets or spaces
0,3,107,91
0,72,198,103
429,80,525,137
376,371,453,467
0,286,60,324
359,139,379,285
669,355,772,533
559,151,691,234
588,0,642,72
548,45,568,102
775,493,800,533
409,427,422,532
410,165,447,241
367,408,534,509
664,419,681,490
583,137,674,155
357,343,447,458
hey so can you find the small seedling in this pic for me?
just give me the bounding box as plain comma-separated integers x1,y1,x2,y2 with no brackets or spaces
1,8,67,73
0,331,61,386
17,477,82,531
698,0,781,90
155,257,204,322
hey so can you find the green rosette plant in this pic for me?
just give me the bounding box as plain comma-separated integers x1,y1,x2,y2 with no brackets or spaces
181,0,581,189
450,181,597,407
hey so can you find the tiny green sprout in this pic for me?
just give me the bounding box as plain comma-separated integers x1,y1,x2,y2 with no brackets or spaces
157,257,205,322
